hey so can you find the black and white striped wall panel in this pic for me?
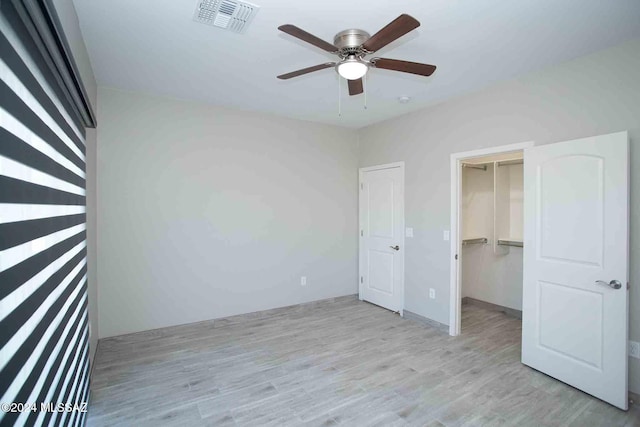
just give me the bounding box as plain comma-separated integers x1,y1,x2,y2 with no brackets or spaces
1,2,90,426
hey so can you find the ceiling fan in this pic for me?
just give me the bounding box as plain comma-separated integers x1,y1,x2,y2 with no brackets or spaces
276,14,436,96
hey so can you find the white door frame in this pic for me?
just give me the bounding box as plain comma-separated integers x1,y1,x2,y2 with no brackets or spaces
449,142,534,336
359,161,405,316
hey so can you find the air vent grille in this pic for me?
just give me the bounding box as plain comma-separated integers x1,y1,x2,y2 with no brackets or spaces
194,0,260,34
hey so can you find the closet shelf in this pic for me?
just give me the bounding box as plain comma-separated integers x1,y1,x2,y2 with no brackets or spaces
497,239,523,248
462,237,488,245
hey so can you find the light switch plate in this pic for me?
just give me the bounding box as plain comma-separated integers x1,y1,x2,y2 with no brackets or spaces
406,227,414,238
429,288,436,299
630,341,640,359
443,230,450,241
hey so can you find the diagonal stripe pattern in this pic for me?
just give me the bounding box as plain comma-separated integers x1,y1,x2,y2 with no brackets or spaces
1,2,90,426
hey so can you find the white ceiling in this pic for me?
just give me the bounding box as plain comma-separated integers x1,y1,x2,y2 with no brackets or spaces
73,0,640,129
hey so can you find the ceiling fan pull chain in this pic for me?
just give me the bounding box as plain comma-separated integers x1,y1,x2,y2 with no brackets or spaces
338,76,342,117
364,74,368,110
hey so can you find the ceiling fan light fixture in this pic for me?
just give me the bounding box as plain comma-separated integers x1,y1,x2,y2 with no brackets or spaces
337,57,368,80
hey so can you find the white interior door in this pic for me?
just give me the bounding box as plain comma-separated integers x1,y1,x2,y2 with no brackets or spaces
359,163,404,313
522,131,629,409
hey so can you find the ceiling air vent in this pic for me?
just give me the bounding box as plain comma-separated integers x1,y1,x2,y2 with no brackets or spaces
193,0,260,34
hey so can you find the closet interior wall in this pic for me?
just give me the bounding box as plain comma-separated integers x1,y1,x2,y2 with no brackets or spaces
461,158,524,312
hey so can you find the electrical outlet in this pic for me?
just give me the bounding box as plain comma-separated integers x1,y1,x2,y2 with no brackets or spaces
630,341,640,359
300,276,307,286
429,288,436,299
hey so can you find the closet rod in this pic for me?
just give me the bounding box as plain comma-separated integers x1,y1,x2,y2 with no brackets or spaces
496,159,524,166
462,163,487,171
462,237,488,245
497,239,523,247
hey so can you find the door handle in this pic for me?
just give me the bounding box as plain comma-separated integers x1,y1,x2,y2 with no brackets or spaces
390,245,400,251
595,280,622,290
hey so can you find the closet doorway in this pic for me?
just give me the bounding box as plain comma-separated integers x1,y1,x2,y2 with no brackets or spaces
448,142,534,336
458,151,524,335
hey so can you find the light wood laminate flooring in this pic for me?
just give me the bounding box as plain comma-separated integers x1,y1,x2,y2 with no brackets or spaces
88,296,640,426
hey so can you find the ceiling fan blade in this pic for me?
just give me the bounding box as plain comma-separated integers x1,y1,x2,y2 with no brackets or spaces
371,58,436,76
278,24,338,53
362,14,420,53
277,63,336,80
348,78,363,96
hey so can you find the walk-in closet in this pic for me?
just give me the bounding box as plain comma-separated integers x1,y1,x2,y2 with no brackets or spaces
460,152,524,331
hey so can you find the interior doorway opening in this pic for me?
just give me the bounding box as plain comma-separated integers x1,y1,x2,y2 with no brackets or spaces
449,141,534,336
459,151,524,335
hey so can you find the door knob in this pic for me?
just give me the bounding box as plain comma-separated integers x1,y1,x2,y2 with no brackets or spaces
390,245,400,251
595,280,622,290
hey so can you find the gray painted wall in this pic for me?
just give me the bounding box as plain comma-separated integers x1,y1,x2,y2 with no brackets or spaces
96,87,359,338
358,38,640,394
51,0,99,366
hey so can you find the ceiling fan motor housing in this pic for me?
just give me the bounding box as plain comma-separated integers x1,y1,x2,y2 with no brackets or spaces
333,29,371,57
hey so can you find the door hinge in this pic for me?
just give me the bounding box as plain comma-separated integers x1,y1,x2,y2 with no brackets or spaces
455,254,458,260
360,183,363,190
360,276,363,284
628,282,630,290
360,230,363,237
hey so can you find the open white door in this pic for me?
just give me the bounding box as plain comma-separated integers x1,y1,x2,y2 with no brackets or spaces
359,163,404,313
522,132,629,409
